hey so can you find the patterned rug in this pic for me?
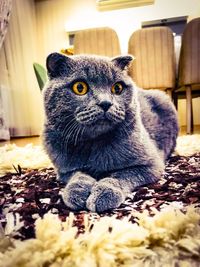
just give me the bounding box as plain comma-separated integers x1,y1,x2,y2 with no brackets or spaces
0,135,200,266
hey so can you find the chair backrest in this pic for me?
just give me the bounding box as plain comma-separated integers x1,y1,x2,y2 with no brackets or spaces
73,27,121,57
128,26,176,90
178,17,200,87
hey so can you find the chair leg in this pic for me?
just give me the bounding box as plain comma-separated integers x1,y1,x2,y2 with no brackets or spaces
186,85,193,134
173,91,178,109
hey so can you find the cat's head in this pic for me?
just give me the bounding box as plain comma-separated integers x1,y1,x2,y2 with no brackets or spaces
44,53,135,142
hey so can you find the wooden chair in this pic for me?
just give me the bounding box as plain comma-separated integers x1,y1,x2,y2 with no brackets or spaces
176,18,200,134
128,26,176,99
73,27,121,57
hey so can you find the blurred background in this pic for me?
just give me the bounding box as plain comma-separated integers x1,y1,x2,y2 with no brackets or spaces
0,0,200,144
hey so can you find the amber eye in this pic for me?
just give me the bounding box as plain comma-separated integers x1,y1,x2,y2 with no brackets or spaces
111,82,124,95
72,81,88,95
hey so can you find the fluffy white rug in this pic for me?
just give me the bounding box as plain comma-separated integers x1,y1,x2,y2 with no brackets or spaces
0,135,200,176
0,134,200,267
0,206,200,267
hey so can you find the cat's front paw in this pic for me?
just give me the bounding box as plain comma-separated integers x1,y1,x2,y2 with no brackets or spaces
57,171,75,183
86,178,125,213
62,172,96,211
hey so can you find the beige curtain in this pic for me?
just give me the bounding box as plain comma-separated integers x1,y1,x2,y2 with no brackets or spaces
0,0,43,138
0,0,12,140
0,0,12,49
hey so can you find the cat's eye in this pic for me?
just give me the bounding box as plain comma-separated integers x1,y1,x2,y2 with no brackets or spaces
72,81,88,95
111,82,124,95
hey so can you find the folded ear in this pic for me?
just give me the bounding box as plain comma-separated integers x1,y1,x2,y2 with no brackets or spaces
111,55,134,71
46,52,74,78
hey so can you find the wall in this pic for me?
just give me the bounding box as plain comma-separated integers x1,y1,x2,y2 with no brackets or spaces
36,0,200,55
65,0,200,53
35,0,200,126
36,0,71,65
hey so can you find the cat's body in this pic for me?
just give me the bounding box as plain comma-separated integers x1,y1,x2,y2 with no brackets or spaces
43,53,179,212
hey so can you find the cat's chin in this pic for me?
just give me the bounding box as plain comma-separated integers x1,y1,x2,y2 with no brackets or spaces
85,119,115,139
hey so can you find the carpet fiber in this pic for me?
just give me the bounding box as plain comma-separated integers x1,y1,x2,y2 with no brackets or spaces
0,135,200,266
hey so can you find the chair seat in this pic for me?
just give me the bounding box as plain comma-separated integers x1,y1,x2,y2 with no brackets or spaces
176,84,200,92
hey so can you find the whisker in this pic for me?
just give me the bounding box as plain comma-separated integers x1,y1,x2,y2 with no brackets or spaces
80,126,86,141
61,121,77,151
74,126,82,146
62,117,76,138
63,122,79,152
62,121,77,144
65,124,80,152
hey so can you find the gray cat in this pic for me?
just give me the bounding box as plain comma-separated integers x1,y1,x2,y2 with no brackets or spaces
43,52,179,213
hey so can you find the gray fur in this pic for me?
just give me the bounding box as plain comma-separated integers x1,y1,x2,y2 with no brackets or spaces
43,53,179,213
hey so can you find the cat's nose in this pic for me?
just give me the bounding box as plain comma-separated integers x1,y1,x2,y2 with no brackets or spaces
98,101,112,112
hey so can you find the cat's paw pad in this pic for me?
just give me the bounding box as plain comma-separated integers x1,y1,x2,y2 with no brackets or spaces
86,179,125,213
62,172,96,211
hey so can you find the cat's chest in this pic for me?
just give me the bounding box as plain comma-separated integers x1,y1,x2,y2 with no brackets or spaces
67,138,137,176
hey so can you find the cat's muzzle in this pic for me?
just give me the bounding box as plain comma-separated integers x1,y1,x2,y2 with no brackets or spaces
75,105,125,126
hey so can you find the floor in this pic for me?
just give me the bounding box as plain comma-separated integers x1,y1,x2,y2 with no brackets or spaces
0,136,42,147
0,125,200,147
179,125,200,135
